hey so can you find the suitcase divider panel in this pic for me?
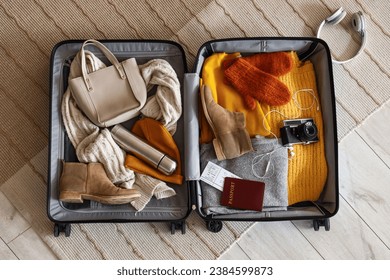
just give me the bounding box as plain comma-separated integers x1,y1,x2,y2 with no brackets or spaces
183,73,201,181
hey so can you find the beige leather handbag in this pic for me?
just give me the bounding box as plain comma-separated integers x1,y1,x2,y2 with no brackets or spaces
69,39,147,127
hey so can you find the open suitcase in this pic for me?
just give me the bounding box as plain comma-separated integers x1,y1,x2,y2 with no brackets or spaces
48,38,338,237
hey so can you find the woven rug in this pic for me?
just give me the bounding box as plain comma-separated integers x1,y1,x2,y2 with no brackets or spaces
1,0,389,259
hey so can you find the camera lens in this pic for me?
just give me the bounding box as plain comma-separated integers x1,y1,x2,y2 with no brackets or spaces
296,121,318,142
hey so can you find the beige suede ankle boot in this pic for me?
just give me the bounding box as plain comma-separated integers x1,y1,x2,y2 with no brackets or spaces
200,85,253,160
59,162,140,204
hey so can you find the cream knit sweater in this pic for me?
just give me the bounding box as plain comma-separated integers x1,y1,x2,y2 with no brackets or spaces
61,50,181,211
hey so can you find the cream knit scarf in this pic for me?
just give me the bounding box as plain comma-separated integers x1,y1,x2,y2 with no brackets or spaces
61,50,181,211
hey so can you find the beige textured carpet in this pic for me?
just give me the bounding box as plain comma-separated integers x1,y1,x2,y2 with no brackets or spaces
0,0,389,259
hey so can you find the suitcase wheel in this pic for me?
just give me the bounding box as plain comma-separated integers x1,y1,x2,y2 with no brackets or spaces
313,218,330,231
53,223,72,237
170,221,186,235
206,220,223,233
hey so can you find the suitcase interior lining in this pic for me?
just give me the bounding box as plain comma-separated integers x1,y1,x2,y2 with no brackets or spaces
49,41,190,222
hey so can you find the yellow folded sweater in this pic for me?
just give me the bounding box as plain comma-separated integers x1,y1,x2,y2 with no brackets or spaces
268,52,328,205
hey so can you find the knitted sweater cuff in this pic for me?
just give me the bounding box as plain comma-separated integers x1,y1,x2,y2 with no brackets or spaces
131,173,176,211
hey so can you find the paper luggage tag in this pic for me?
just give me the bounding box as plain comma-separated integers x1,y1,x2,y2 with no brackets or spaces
199,161,241,191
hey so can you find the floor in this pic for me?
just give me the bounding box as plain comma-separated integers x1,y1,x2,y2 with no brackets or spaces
1,102,390,260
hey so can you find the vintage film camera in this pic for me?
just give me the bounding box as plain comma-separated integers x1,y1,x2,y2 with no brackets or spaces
280,118,319,147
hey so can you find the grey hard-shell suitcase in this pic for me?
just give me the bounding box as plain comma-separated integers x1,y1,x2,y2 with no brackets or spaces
48,38,338,237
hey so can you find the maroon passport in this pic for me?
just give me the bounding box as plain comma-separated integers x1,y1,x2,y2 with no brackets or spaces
221,177,265,211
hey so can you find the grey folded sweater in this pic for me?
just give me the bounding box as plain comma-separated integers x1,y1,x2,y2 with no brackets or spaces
200,137,288,215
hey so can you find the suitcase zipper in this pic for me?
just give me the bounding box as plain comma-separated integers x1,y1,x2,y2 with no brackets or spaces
114,50,182,57
60,203,186,214
64,50,182,63
137,207,187,213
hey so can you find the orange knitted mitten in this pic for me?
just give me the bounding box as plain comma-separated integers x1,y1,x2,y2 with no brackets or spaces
224,58,291,109
222,52,293,76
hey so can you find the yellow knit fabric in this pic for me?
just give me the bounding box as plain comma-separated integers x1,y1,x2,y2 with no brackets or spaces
270,52,328,205
199,52,271,144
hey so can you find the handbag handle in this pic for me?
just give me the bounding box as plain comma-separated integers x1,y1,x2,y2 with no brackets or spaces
80,39,126,91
